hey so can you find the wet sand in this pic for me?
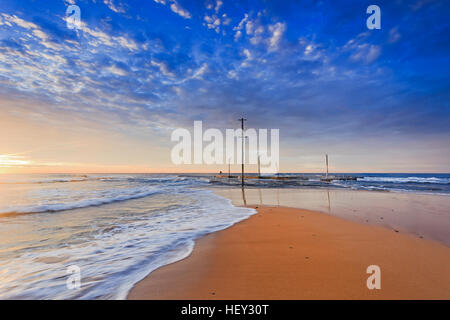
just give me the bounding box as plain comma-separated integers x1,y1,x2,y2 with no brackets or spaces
128,204,450,299
216,188,450,246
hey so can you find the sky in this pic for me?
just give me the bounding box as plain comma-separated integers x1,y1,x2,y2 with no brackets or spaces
0,0,449,173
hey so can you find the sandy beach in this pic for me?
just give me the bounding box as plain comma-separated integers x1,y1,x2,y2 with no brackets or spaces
128,199,450,299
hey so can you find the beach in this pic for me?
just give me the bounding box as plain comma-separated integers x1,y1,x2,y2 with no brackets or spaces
1,174,450,299
128,188,450,300
2,0,450,306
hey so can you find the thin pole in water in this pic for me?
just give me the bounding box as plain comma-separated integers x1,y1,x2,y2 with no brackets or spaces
257,155,261,177
239,118,247,187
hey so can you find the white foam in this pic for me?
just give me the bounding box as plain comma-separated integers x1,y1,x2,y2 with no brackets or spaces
0,187,160,215
358,176,449,184
0,181,256,300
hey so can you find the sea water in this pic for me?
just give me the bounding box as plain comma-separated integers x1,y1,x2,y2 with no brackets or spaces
0,172,448,299
0,174,255,299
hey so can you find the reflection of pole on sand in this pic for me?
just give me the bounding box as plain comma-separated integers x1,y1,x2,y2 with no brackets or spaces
258,188,262,205
241,186,247,206
327,189,331,214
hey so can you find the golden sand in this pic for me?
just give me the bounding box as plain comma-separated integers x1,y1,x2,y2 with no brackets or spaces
128,205,450,299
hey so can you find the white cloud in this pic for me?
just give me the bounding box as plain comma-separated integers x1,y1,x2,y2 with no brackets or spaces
245,20,254,35
104,0,126,13
238,15,266,45
173,86,183,96
234,30,242,41
81,24,114,46
366,45,381,63
204,14,221,33
350,44,381,64
151,60,175,77
205,0,222,13
304,44,314,55
243,49,252,59
40,40,63,51
388,27,401,43
222,13,231,26
268,22,286,51
232,14,287,51
114,36,138,51
1,13,39,29
250,25,264,45
0,14,65,51
215,0,223,13
170,1,192,19
32,29,48,41
192,63,209,79
240,48,252,67
78,22,138,51
343,33,381,64
232,13,249,41
106,65,128,76
233,14,248,31
227,70,238,80
153,0,191,19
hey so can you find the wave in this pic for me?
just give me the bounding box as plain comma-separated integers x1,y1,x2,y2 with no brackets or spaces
0,189,256,300
357,176,450,184
0,176,117,185
0,175,201,186
0,187,160,216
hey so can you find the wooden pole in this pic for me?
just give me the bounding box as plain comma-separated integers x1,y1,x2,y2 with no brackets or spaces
257,155,261,177
239,118,247,187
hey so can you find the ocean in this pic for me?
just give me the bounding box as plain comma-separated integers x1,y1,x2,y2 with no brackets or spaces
0,173,448,299
210,172,450,195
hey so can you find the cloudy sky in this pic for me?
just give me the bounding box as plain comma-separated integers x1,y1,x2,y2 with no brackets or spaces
0,0,449,173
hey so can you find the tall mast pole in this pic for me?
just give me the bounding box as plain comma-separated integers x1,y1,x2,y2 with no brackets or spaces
326,154,329,180
257,155,261,177
239,118,247,187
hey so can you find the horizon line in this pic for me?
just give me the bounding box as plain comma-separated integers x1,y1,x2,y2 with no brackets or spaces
1,172,449,175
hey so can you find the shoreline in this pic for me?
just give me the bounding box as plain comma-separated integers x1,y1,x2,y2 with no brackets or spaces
214,187,450,246
127,204,450,300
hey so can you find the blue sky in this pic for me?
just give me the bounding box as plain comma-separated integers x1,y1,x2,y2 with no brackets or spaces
0,0,449,173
